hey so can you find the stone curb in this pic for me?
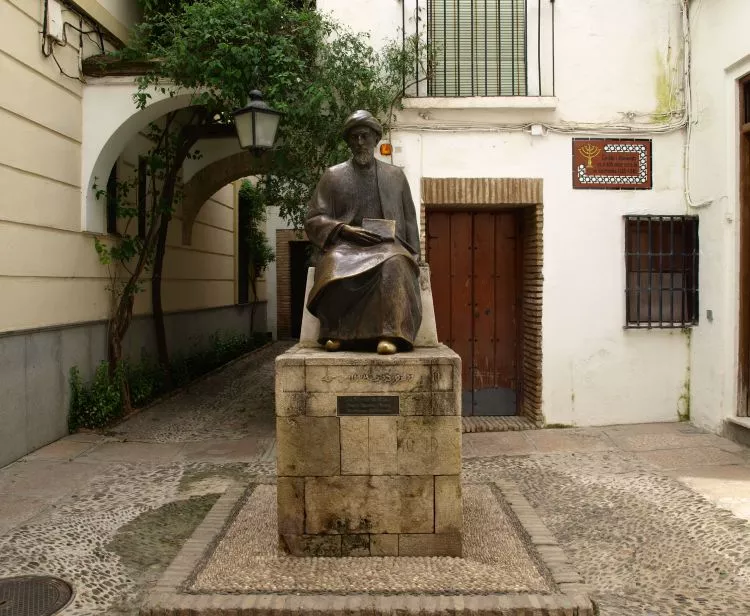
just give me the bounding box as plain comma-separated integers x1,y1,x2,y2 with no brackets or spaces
462,416,540,433
142,479,594,615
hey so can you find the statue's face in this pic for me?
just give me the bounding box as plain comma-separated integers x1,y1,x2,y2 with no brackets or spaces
346,126,378,166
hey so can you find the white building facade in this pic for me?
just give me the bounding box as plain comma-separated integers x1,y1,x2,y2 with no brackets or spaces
280,0,750,435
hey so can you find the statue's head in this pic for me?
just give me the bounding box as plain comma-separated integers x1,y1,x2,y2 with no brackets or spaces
343,110,382,166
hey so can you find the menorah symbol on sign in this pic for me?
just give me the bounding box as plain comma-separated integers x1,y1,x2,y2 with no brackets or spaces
578,143,602,168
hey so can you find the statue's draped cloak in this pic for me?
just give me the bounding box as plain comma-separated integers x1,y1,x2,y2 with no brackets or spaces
305,160,422,347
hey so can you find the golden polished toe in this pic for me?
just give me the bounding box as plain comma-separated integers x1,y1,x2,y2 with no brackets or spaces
376,339,397,355
324,339,342,352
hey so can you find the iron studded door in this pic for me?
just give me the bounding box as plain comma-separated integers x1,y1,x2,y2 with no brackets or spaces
427,210,520,416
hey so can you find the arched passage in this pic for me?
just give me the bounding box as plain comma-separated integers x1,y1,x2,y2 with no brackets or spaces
181,150,272,244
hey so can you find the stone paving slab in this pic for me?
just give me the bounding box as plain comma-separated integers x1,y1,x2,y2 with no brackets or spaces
601,421,704,436
524,428,616,453
143,481,594,615
666,464,750,519
180,437,275,463
462,431,536,457
0,494,50,535
607,431,746,453
635,445,745,469
76,441,186,463
0,459,108,499
23,438,97,461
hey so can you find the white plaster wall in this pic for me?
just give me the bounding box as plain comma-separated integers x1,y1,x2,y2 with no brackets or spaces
317,0,403,51
687,0,750,432
391,128,689,426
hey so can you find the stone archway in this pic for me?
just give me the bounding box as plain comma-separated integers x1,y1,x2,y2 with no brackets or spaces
181,150,272,244
82,79,197,232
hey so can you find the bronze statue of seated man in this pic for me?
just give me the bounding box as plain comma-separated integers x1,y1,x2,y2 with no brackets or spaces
304,110,422,355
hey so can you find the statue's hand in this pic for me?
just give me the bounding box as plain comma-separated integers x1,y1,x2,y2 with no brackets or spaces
339,224,384,246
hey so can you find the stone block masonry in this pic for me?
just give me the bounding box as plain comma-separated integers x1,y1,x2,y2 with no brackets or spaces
275,344,462,556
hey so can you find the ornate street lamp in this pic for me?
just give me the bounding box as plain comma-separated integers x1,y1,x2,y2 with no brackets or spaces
232,90,281,150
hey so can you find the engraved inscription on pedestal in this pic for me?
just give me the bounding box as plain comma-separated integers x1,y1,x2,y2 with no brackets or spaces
337,396,399,415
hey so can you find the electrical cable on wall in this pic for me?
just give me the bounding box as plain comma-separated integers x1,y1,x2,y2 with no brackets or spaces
40,0,108,83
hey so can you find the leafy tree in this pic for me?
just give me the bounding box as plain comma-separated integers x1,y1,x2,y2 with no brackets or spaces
97,0,415,409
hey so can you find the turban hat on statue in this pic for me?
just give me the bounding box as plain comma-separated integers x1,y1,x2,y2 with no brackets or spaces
342,110,383,141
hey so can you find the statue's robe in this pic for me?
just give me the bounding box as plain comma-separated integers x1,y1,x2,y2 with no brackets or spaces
305,159,422,349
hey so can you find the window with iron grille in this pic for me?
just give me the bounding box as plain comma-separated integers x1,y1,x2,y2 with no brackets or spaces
625,216,699,328
428,0,527,97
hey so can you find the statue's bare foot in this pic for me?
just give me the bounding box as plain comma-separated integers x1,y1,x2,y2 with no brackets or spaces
324,339,342,352
377,339,397,355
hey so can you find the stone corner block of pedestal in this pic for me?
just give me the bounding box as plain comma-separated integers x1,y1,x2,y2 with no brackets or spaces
342,534,371,556
368,416,398,475
370,534,399,556
435,475,462,534
277,477,304,535
398,533,462,557
341,416,398,475
280,534,342,557
276,416,340,476
304,475,434,535
340,416,369,475
275,391,306,417
397,416,462,475
275,356,305,393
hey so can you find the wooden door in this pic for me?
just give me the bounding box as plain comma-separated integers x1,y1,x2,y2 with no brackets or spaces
427,210,521,415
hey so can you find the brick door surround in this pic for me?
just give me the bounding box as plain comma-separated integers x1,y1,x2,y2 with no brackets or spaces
276,229,309,339
421,178,544,425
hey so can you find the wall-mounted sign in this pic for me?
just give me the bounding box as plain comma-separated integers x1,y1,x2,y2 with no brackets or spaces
572,138,652,190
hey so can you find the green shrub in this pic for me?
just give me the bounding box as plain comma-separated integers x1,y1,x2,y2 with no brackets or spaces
68,362,124,431
68,330,269,430
127,358,168,407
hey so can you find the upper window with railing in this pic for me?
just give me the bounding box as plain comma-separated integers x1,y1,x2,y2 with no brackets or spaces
404,0,556,99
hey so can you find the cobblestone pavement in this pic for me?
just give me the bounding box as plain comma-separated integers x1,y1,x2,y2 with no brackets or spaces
0,341,748,615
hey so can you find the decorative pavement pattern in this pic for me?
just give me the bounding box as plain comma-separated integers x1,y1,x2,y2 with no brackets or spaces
0,341,747,614
190,483,554,595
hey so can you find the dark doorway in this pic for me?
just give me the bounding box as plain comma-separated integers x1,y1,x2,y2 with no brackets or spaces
739,75,750,416
427,210,522,416
290,241,312,338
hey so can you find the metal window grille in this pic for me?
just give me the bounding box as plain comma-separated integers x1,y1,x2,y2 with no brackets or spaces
427,0,527,97
406,0,555,98
624,216,699,328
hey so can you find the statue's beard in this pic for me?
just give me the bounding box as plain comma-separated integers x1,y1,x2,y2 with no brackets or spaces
353,151,374,166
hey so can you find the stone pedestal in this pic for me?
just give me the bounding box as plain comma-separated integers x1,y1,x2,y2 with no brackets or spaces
275,344,462,557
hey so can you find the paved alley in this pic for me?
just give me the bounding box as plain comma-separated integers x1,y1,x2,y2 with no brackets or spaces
0,342,749,615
